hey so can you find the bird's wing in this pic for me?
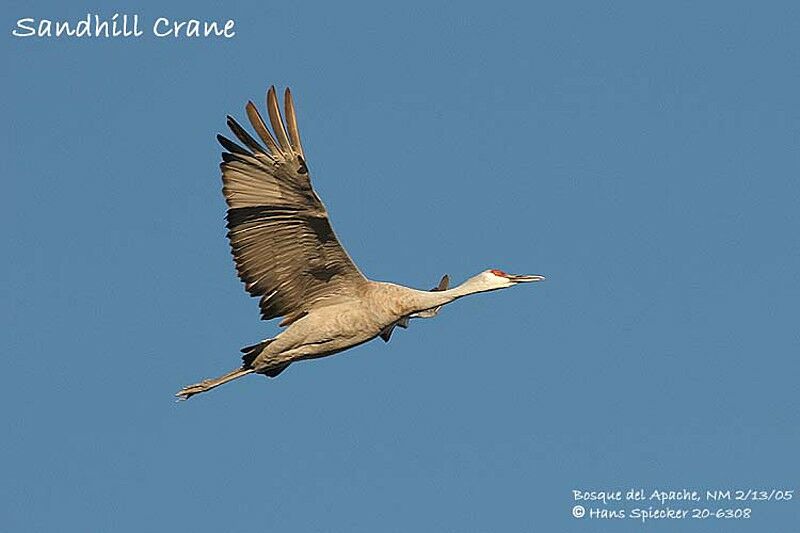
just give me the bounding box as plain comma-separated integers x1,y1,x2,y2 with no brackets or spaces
219,86,368,326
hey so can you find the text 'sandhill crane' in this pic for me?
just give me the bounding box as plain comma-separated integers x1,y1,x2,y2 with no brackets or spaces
177,87,544,399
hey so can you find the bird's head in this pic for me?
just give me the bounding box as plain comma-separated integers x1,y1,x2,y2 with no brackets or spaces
468,269,546,292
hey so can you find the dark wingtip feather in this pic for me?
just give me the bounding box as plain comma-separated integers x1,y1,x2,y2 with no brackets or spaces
227,115,267,155
221,152,245,163
217,134,248,156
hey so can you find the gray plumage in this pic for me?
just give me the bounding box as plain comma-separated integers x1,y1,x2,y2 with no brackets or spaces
177,87,544,400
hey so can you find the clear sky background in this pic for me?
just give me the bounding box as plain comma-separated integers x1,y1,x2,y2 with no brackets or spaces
2,1,798,531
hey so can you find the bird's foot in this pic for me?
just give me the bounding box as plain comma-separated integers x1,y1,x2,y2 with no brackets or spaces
175,379,213,401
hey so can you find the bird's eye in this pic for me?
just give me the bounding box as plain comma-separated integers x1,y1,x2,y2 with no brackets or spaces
490,269,508,277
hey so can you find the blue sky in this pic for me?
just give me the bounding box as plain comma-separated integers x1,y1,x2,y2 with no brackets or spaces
2,1,798,531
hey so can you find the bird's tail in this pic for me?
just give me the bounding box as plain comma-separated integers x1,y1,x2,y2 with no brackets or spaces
175,367,254,400
240,338,274,368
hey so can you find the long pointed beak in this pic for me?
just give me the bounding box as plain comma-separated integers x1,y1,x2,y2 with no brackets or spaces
508,274,545,283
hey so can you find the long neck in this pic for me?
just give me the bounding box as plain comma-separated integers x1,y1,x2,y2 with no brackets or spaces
405,276,493,313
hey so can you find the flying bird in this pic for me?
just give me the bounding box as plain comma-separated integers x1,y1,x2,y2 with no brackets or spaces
177,87,544,399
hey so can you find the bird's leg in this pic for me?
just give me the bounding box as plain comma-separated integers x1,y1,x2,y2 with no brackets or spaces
176,367,254,400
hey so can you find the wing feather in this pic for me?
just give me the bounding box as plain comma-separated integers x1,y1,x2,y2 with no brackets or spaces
267,86,293,153
220,87,367,324
226,116,270,157
284,88,305,157
245,101,282,156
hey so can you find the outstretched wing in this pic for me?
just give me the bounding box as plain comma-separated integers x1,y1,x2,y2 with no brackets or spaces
219,86,367,326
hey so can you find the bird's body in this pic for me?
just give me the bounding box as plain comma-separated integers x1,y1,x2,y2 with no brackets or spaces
177,87,544,400
250,283,434,368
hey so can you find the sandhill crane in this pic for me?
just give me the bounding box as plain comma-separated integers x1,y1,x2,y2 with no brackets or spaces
176,87,545,400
